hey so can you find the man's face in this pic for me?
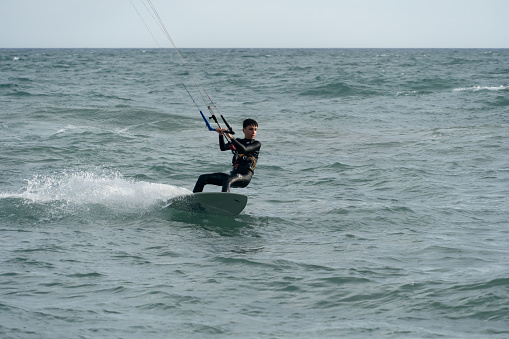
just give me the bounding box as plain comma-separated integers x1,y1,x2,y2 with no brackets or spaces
243,125,257,140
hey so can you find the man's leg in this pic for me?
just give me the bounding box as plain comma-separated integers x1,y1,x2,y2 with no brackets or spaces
193,173,229,193
222,172,253,192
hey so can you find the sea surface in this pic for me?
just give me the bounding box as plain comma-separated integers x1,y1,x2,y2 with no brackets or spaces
1,48,509,338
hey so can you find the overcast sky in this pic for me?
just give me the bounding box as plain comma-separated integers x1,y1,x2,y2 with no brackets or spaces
1,0,508,48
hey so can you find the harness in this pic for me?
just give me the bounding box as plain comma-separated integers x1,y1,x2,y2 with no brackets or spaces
235,153,258,171
229,142,257,172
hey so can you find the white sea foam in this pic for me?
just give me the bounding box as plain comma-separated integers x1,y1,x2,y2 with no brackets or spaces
53,124,77,135
3,170,191,213
453,85,508,92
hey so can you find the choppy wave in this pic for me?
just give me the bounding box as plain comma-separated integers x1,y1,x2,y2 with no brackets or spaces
2,48,509,338
0,170,191,220
453,85,509,92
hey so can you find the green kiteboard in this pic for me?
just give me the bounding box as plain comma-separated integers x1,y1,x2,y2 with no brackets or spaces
166,192,248,216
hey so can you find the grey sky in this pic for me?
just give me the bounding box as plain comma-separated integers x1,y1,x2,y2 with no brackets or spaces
1,0,508,48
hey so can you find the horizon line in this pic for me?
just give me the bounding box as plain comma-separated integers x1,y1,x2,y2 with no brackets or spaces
2,46,508,50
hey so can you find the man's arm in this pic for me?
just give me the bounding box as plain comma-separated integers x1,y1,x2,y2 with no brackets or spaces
229,138,261,154
217,128,231,151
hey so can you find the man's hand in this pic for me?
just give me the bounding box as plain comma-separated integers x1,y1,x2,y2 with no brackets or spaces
216,127,226,135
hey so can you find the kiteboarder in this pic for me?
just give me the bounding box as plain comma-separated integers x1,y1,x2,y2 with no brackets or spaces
193,119,261,193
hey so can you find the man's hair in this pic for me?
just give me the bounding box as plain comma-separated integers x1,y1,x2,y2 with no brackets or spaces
243,118,258,129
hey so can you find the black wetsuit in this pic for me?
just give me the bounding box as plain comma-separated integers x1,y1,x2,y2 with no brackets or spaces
193,135,261,193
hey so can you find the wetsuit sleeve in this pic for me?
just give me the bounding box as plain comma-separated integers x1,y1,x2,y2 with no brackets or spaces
219,134,231,151
230,138,261,153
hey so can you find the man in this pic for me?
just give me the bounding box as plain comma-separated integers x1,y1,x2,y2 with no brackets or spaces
193,118,261,193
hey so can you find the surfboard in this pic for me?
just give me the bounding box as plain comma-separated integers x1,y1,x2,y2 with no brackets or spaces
166,192,248,216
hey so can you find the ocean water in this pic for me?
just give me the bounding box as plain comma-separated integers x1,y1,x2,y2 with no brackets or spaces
1,48,509,338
